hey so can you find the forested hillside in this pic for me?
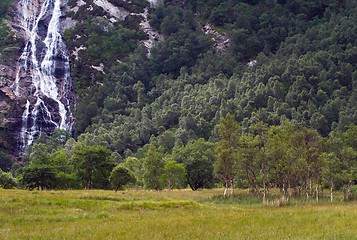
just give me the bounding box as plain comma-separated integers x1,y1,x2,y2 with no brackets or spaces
0,0,356,196
66,0,357,153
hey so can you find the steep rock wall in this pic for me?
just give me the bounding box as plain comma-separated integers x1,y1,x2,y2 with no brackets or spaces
1,0,76,156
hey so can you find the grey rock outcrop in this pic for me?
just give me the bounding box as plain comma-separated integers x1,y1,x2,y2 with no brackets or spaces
0,0,76,156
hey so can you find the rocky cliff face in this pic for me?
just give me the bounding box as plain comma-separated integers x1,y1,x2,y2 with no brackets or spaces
0,61,22,154
0,0,76,157
0,1,24,156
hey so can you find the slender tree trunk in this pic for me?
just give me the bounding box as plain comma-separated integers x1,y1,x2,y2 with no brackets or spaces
316,176,321,202
305,179,309,199
330,179,333,203
283,182,290,201
304,172,308,199
293,184,299,197
287,182,291,200
261,146,267,203
282,183,286,200
224,178,228,196
315,185,319,202
168,180,172,191
347,181,352,200
250,170,259,196
230,179,234,196
86,170,93,189
262,163,267,203
246,169,251,193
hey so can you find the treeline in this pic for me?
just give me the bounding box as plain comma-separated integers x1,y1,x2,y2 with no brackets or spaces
2,116,356,203
214,114,357,202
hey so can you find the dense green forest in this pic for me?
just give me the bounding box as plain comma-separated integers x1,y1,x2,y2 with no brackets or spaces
0,0,356,199
65,0,357,154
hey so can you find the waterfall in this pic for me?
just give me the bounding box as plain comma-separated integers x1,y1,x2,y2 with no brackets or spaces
12,0,74,151
147,0,162,8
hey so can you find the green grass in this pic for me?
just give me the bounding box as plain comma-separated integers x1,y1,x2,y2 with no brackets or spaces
0,189,356,239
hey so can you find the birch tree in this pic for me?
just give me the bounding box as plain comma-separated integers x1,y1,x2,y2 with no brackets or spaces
250,121,269,202
321,152,340,203
143,145,165,190
214,113,241,196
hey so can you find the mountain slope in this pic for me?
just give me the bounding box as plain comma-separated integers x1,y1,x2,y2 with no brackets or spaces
63,0,357,156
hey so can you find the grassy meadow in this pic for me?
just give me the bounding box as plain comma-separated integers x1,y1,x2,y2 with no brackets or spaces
0,188,356,239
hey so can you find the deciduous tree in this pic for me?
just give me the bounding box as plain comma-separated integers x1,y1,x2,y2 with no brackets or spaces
73,144,113,189
0,169,17,189
143,145,165,190
172,138,215,190
109,165,136,191
161,160,187,190
21,164,56,190
214,113,241,196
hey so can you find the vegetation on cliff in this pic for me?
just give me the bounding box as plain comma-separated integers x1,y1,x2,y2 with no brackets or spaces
0,0,21,168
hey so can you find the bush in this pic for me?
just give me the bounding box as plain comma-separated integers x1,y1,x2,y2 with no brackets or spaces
0,169,17,189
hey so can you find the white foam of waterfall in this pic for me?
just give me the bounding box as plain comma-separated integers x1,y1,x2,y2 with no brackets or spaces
20,100,31,146
148,0,162,8
12,0,73,150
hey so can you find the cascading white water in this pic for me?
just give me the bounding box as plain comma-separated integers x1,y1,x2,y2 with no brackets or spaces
147,0,162,8
12,0,74,151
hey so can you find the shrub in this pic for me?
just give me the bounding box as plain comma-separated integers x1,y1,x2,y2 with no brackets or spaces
0,169,17,189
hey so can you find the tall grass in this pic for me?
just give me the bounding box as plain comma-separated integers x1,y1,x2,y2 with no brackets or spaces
1,189,356,239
